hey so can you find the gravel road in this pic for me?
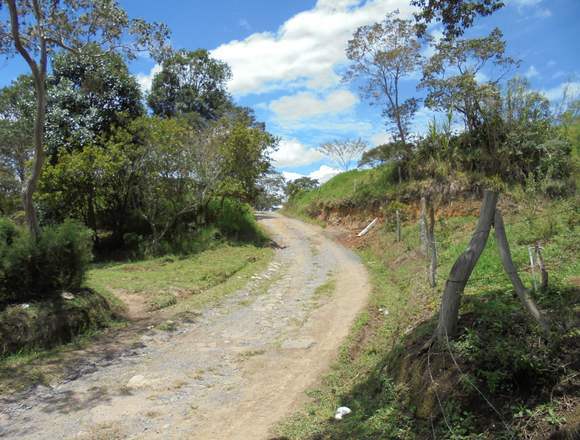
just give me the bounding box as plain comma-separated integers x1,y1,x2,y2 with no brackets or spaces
0,213,370,440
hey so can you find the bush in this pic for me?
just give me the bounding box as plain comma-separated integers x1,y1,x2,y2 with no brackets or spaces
0,219,93,304
211,198,266,243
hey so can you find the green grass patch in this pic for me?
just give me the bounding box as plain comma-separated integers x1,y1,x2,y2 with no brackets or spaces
312,275,336,301
277,194,579,439
87,243,274,313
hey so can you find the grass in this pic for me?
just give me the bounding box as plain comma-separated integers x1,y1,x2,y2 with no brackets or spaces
312,274,336,302
279,184,579,439
87,243,274,314
0,241,274,394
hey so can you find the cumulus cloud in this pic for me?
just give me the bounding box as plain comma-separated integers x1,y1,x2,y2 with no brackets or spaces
283,165,342,184
370,132,391,146
211,0,413,96
542,81,580,102
272,139,324,167
135,64,162,93
269,89,358,121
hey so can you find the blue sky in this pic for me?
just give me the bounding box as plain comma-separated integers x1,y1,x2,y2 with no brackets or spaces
1,0,579,182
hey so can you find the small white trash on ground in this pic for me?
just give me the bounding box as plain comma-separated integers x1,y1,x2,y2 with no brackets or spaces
334,406,352,420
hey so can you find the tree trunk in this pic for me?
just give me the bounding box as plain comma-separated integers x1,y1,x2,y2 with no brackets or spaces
7,0,47,241
21,76,46,240
419,196,428,255
87,187,98,237
435,190,498,341
494,210,550,334
428,202,437,288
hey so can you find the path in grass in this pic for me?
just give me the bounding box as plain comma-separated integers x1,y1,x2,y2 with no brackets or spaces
0,213,370,440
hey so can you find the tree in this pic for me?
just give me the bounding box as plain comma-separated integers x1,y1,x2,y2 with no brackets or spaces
285,177,319,200
217,118,278,204
0,0,169,239
148,49,232,120
0,75,34,184
318,138,368,171
255,172,286,211
46,45,144,161
420,28,517,132
345,12,422,146
411,0,505,40
135,117,197,250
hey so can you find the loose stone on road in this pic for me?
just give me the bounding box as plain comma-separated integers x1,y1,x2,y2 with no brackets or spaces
0,213,370,440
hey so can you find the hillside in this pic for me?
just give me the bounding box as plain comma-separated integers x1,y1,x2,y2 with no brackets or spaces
280,172,579,439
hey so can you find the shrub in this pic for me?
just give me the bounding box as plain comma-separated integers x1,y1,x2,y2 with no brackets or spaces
0,219,93,304
211,198,266,243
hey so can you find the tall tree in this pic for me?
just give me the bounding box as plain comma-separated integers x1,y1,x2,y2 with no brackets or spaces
0,75,34,184
0,0,169,239
411,0,505,40
46,45,144,162
345,12,422,146
420,28,517,133
318,138,368,171
148,49,232,120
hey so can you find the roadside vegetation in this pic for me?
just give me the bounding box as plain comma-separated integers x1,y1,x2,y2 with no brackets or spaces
280,1,579,438
0,2,279,366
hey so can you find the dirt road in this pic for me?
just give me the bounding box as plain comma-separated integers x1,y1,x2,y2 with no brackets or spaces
0,214,370,440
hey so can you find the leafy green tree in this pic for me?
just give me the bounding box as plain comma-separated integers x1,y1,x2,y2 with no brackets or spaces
217,118,278,204
133,117,197,249
0,75,34,184
0,0,169,239
46,45,144,161
420,28,517,132
345,12,422,145
411,0,505,39
254,171,286,211
148,49,232,120
285,177,319,200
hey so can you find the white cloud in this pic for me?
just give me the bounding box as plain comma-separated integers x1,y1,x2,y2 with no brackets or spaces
269,89,358,121
510,0,551,18
135,64,162,93
282,171,306,181
542,81,580,102
272,139,323,167
370,132,391,146
525,65,540,79
211,0,413,96
283,165,342,184
310,165,342,183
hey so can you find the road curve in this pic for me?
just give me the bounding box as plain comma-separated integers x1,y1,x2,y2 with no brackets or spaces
0,214,370,440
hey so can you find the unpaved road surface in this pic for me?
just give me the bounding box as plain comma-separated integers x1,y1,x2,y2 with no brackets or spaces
0,214,370,440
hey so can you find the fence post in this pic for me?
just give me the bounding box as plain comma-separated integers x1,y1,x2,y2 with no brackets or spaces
396,209,401,242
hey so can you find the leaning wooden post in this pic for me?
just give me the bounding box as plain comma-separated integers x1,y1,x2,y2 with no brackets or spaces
419,196,428,255
396,209,401,242
435,191,498,342
528,246,538,292
428,202,437,288
534,242,548,291
494,211,550,334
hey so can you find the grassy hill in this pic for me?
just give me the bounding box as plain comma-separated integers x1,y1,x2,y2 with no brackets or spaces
279,171,579,439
